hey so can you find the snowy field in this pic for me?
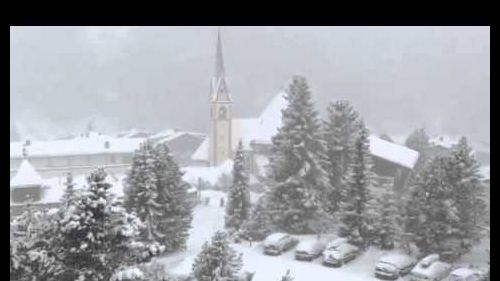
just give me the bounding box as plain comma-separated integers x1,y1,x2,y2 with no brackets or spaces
154,190,489,281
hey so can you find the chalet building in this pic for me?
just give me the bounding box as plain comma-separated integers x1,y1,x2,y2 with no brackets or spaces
10,131,205,179
192,30,420,190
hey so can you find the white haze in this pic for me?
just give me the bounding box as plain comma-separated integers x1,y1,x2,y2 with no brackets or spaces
10,26,489,144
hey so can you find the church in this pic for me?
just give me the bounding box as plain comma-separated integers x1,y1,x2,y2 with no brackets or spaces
191,30,420,190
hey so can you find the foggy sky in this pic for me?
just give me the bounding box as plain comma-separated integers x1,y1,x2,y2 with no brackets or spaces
10,26,490,143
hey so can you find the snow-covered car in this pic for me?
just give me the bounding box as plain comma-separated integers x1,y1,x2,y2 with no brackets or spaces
322,242,359,267
294,239,327,261
263,233,298,255
445,268,483,281
374,253,416,280
409,254,452,281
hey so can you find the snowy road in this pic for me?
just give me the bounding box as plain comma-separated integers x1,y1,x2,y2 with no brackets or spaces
155,190,487,281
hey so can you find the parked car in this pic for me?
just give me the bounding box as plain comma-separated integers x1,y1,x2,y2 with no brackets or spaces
322,242,359,267
263,233,298,255
409,254,452,281
374,253,416,280
294,239,327,261
445,268,483,281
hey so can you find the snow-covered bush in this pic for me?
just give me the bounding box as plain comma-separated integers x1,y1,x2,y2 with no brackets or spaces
192,231,242,281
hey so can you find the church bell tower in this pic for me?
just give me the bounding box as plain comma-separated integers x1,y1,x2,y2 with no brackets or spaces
209,29,232,166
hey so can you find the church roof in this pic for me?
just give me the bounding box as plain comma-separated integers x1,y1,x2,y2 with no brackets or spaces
10,159,44,188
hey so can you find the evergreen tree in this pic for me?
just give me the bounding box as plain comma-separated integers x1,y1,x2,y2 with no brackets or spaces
405,156,462,260
265,76,328,234
10,205,63,281
56,168,161,281
154,142,193,252
241,196,273,241
405,128,432,187
192,231,242,281
61,172,78,209
447,137,487,249
321,100,360,215
125,141,193,252
373,187,402,249
124,140,160,242
225,140,251,232
338,121,377,248
405,128,430,154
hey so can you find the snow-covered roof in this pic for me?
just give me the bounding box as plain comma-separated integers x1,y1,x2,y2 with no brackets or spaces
10,160,44,188
430,135,490,153
11,173,127,206
191,138,209,161
10,133,145,158
192,91,420,170
369,135,420,170
232,118,260,150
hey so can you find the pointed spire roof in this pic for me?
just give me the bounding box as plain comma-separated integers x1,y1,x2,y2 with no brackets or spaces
211,28,231,102
10,159,44,188
215,28,225,79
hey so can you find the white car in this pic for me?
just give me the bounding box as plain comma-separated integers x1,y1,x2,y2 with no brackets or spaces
322,241,359,267
374,253,416,280
294,239,327,261
263,233,298,255
409,254,452,281
445,268,483,281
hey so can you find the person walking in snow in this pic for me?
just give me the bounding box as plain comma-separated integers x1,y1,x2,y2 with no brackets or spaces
220,197,225,207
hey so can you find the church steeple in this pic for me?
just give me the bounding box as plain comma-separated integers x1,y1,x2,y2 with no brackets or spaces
215,28,225,79
211,28,231,102
209,28,233,166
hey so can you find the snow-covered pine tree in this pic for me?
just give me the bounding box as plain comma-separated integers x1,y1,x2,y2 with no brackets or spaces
321,100,360,216
192,231,242,281
447,137,487,249
373,186,402,249
405,128,430,154
265,76,328,234
405,156,462,261
338,121,377,248
61,172,78,210
57,168,161,281
10,205,63,281
153,142,193,252
241,195,273,241
124,140,162,242
225,140,251,233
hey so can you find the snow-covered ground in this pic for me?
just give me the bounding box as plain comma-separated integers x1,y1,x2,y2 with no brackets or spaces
154,190,490,281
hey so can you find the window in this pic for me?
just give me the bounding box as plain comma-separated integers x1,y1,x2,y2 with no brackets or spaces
218,107,227,120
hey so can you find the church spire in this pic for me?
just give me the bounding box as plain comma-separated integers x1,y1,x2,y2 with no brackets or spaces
215,27,225,79
211,28,231,102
